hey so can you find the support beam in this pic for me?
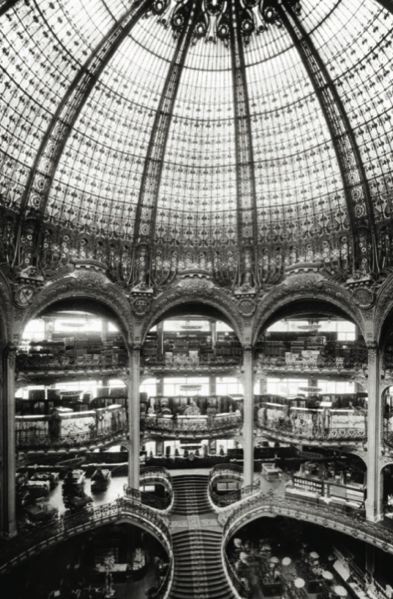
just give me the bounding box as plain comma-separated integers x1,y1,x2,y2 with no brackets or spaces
0,344,17,538
131,1,198,286
127,346,141,490
12,0,153,267
366,345,383,522
277,1,379,275
242,346,254,487
229,0,259,287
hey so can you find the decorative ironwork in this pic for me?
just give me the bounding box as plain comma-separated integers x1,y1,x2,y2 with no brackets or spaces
221,490,393,555
276,0,380,277
131,0,199,288
229,0,258,291
12,0,153,269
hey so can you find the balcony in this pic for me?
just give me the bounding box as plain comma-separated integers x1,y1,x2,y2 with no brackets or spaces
142,412,242,439
255,341,367,379
255,405,366,446
16,405,128,451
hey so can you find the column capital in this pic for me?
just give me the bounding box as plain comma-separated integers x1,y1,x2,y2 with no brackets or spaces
242,344,254,352
367,343,380,361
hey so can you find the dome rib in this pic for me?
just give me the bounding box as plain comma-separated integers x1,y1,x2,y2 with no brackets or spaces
229,0,259,288
12,0,153,269
277,0,380,275
131,0,200,288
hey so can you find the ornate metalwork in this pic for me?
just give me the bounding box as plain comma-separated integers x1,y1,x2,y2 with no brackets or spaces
229,0,259,290
12,0,154,269
276,0,380,277
131,0,200,288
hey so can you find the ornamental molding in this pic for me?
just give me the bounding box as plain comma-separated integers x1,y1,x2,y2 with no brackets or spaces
19,268,134,342
252,271,366,342
152,0,301,44
140,275,245,343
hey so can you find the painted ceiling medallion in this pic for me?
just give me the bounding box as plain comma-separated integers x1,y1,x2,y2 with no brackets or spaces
152,0,302,43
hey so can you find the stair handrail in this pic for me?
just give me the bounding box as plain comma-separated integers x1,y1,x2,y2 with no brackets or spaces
0,498,173,582
220,490,393,555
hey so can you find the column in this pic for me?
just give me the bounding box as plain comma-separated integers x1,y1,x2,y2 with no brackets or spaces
0,344,17,538
366,345,383,522
127,345,141,490
157,321,164,359
209,375,216,396
156,376,164,397
211,321,217,351
243,346,254,487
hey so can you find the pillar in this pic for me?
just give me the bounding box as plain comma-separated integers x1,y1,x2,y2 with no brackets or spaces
0,344,17,538
209,375,216,396
366,345,383,522
127,345,141,490
157,321,164,359
259,375,267,395
242,346,254,487
211,321,217,351
156,376,164,397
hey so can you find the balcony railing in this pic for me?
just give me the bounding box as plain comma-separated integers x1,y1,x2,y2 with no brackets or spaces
16,427,128,450
220,491,393,557
256,406,366,443
143,413,241,435
255,342,367,372
208,465,260,510
0,498,173,597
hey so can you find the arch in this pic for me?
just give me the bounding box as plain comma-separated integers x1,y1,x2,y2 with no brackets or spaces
139,280,244,345
222,496,393,557
374,273,393,347
19,269,134,344
0,502,172,576
252,273,366,344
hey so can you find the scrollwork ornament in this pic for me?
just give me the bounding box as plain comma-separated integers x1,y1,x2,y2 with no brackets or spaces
131,295,152,317
352,286,375,310
237,297,256,317
14,284,35,308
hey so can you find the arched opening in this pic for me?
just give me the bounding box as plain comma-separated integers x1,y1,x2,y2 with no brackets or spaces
15,300,132,528
1,521,170,599
141,302,244,469
226,516,391,599
252,299,367,508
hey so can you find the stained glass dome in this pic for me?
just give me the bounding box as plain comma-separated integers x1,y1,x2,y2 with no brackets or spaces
0,0,392,286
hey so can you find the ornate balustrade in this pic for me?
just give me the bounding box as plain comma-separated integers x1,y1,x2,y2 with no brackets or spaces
16,406,128,450
143,412,241,437
139,467,174,514
256,422,366,444
255,342,367,373
208,464,260,511
220,491,393,560
0,498,174,599
256,404,366,445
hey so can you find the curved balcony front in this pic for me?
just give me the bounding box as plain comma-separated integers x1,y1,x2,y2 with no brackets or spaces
0,496,173,599
255,404,366,447
16,405,128,451
255,341,367,378
142,412,242,440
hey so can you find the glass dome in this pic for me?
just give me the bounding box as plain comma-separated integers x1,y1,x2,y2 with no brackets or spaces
0,0,392,284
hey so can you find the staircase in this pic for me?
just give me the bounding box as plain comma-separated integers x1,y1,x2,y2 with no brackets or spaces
170,529,234,599
172,474,212,515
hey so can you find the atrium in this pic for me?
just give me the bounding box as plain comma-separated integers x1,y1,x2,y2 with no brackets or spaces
1,0,393,598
